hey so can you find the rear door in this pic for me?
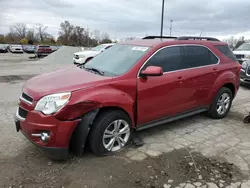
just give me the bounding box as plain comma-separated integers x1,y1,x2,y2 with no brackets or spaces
182,45,220,107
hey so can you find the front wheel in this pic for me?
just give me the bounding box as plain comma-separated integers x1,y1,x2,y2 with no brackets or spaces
207,87,233,119
88,110,132,155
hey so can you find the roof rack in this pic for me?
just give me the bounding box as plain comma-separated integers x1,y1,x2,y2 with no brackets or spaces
142,36,177,39
177,36,220,41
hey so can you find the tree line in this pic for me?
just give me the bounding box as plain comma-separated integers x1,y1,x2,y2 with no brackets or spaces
223,36,249,50
0,21,112,47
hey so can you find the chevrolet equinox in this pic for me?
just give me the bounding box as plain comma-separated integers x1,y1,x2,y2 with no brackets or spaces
14,36,241,160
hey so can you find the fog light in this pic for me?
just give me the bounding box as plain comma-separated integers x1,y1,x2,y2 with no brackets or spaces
31,132,50,143
41,132,50,142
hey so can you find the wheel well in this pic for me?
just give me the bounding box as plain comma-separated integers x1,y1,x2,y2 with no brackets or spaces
85,57,93,62
69,106,133,156
223,83,235,98
97,107,132,122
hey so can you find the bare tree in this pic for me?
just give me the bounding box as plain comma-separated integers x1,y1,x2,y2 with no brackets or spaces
223,36,238,49
93,29,100,43
10,23,27,39
26,28,36,43
100,32,112,43
59,21,74,44
34,24,48,42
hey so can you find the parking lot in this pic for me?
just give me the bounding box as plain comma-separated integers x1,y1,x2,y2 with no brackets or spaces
1,49,250,188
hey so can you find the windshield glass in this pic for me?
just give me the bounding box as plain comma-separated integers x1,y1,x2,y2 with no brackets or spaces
236,43,250,51
91,44,106,51
84,44,150,76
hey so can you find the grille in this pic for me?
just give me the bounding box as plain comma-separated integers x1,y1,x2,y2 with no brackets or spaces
235,54,245,59
247,66,250,75
74,55,79,59
18,107,28,119
21,92,33,104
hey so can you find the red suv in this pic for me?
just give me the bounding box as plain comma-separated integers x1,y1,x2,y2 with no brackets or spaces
14,36,241,160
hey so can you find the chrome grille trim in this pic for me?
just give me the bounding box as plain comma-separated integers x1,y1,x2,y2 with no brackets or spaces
20,92,33,105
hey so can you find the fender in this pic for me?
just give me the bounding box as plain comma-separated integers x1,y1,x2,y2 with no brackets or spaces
55,85,136,127
208,71,238,103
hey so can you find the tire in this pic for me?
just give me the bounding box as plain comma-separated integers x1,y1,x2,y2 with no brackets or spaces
207,87,233,119
88,110,132,155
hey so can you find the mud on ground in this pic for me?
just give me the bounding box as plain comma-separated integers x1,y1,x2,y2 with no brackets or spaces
0,146,245,188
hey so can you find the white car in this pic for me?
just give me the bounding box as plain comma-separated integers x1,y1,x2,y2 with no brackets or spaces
233,43,250,64
73,43,114,64
9,45,23,53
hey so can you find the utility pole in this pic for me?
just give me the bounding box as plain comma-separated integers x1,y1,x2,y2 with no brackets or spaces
160,0,165,38
87,25,90,48
170,20,173,37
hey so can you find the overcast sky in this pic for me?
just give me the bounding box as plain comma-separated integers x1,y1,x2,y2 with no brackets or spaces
0,0,250,40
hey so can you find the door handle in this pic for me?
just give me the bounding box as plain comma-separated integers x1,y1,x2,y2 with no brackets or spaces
213,68,218,71
177,76,182,80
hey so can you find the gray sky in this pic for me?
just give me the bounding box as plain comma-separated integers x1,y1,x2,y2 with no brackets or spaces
0,0,250,40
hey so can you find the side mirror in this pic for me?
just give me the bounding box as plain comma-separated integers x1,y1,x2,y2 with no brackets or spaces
140,66,163,77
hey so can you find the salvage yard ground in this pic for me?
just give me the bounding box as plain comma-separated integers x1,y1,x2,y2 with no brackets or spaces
1,49,250,188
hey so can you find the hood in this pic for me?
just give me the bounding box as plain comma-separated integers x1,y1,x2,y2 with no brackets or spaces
23,66,111,100
233,50,250,55
74,50,100,56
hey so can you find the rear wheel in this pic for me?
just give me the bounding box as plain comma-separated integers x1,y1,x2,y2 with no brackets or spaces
88,110,132,155
207,87,233,119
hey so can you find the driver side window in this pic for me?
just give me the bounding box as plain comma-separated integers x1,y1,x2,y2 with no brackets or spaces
143,46,182,72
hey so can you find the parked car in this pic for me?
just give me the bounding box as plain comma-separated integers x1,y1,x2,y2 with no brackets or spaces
35,45,53,58
23,45,36,53
240,60,250,85
0,44,8,53
9,45,23,53
15,36,241,160
50,46,59,52
73,43,115,64
233,43,250,64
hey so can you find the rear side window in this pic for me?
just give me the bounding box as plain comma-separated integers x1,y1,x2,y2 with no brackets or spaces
215,45,237,61
183,46,218,68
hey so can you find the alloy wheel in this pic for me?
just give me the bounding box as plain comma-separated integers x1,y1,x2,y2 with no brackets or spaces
216,93,231,115
102,119,130,152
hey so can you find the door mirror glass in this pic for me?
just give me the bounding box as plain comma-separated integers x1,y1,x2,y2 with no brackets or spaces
140,66,163,77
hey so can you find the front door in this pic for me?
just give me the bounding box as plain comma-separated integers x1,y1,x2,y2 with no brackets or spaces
137,46,197,126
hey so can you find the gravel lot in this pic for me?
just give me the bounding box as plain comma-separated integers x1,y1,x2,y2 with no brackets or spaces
1,50,250,188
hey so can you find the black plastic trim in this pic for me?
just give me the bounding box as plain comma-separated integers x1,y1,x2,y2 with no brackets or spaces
136,107,208,131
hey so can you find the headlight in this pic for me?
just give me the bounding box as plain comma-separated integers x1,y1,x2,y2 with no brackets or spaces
242,61,247,69
245,55,250,59
35,92,71,115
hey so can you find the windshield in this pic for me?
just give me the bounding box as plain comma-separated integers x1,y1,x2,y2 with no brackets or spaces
91,44,106,51
236,43,250,51
84,44,150,76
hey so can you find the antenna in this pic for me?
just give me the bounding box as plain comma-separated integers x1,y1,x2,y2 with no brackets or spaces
199,28,204,37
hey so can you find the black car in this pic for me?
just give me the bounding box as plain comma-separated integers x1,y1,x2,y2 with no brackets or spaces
0,45,8,53
23,45,36,53
240,60,250,86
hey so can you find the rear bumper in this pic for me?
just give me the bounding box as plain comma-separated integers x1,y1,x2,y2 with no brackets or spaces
14,109,80,160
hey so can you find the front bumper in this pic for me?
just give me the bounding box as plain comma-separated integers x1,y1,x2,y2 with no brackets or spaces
240,69,250,85
14,108,80,160
73,57,86,64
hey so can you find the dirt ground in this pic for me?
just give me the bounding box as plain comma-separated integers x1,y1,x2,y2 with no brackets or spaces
0,145,246,188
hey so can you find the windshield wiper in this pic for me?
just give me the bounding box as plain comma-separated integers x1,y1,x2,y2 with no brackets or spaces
84,67,104,75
